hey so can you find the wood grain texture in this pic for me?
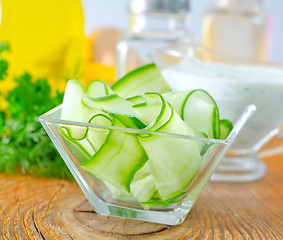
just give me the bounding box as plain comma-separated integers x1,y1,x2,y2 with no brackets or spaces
0,137,283,240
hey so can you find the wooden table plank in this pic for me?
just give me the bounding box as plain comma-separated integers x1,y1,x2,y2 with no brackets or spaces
0,137,283,239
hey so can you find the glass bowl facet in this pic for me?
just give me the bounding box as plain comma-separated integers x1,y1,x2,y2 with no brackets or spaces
39,103,254,225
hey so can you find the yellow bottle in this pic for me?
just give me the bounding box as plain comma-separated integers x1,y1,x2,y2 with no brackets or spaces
0,0,85,93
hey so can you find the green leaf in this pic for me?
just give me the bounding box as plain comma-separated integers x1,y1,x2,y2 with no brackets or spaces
0,42,9,81
0,42,10,54
0,59,8,81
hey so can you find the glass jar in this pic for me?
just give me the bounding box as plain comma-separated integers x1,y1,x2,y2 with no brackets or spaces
116,0,192,79
201,0,267,61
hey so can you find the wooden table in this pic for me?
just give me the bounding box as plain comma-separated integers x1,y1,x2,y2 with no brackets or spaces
1,137,283,240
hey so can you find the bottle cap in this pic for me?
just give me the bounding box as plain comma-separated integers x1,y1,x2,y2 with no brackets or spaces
129,0,190,14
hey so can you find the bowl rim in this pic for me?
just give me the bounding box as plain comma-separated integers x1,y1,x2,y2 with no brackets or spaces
38,104,256,145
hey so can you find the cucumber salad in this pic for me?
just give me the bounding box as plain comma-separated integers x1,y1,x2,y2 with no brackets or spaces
60,63,233,207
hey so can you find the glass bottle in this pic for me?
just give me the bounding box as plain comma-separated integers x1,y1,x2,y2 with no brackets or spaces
201,0,267,61
116,0,192,79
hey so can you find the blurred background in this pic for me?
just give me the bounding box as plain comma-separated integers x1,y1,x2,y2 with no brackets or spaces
1,0,283,90
82,0,283,63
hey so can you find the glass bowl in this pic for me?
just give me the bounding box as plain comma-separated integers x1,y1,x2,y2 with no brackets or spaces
39,102,254,225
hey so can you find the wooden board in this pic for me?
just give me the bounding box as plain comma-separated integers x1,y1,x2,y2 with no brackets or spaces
0,137,283,239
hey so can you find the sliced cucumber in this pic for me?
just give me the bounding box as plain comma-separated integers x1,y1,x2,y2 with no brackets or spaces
59,112,113,163
85,79,114,97
139,104,201,201
59,64,232,207
61,80,94,139
102,181,133,201
127,95,146,105
87,113,113,152
81,119,148,193
166,90,232,139
220,119,233,139
134,93,201,201
181,89,220,139
83,93,137,117
130,174,156,203
85,94,146,129
163,90,191,117
61,80,84,122
129,163,156,203
112,63,171,97
84,79,144,127
59,127,95,163
133,92,171,131
110,113,146,129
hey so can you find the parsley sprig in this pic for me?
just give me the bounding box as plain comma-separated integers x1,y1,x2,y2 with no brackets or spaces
0,42,9,80
0,42,72,179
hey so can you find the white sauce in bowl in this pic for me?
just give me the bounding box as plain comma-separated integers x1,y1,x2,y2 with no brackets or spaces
162,58,283,152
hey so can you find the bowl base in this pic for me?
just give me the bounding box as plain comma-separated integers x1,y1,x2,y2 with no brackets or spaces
210,154,267,182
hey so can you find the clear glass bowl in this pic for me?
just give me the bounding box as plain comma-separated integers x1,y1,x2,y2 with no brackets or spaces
39,103,255,225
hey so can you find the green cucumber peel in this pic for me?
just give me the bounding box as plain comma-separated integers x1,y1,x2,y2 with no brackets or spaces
181,89,220,139
61,79,94,139
59,127,94,160
60,112,112,140
213,107,220,139
220,119,233,139
85,79,113,97
164,90,191,116
111,63,171,97
59,125,88,141
154,102,174,132
133,92,169,131
83,93,137,117
139,119,201,201
81,118,148,193
88,113,113,152
145,92,169,131
88,113,113,124
132,102,148,108
110,113,146,129
60,112,112,155
126,95,146,105
140,189,190,207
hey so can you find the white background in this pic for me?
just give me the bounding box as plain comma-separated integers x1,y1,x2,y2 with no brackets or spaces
81,0,283,63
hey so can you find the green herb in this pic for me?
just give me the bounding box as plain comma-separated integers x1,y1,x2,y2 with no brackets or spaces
0,42,72,180
0,42,10,53
0,42,9,80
